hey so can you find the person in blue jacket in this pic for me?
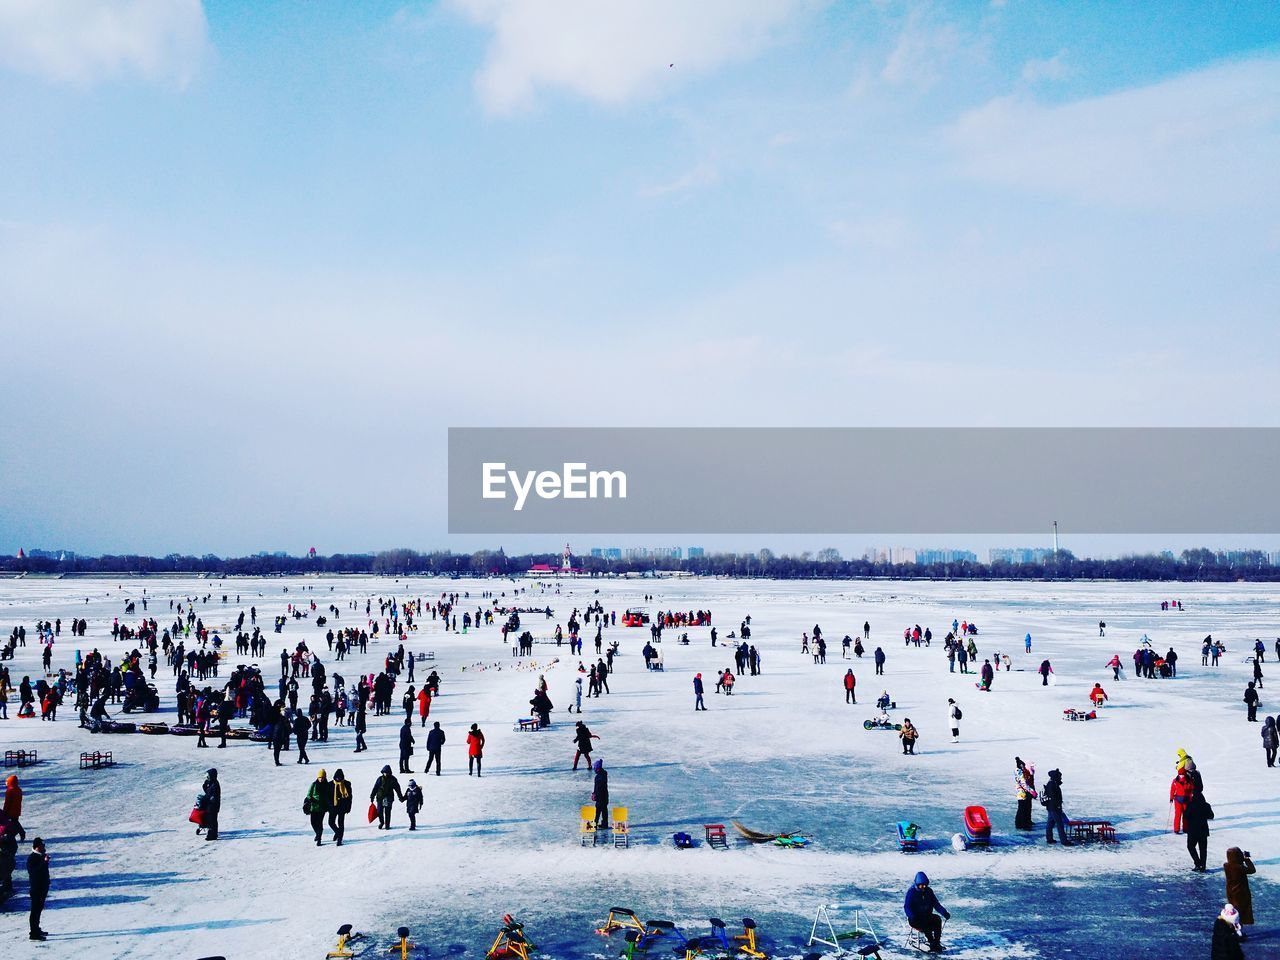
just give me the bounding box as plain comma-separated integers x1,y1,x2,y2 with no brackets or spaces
904,871,950,952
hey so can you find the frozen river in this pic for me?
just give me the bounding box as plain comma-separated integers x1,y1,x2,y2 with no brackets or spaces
1,575,1277,959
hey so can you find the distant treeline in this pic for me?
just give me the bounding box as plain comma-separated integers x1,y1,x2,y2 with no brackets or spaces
2,547,1277,582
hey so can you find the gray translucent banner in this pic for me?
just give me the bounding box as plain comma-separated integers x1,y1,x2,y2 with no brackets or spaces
448,428,1280,534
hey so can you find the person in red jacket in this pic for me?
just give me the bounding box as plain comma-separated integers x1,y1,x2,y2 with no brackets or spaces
843,669,857,704
1089,684,1108,708
1169,769,1193,834
467,723,485,777
417,687,431,727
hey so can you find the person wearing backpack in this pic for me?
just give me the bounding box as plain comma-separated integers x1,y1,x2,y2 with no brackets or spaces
1041,769,1072,846
304,769,331,845
947,699,961,743
404,780,424,831
329,769,352,845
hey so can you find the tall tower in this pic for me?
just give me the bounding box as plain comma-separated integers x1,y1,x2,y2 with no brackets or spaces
562,542,573,572
1053,521,1059,556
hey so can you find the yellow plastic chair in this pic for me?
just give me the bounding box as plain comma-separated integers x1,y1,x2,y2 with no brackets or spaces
612,806,630,848
580,805,598,846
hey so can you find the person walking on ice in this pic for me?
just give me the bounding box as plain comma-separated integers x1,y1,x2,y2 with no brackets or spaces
467,723,485,776
843,669,856,704
693,673,706,711
572,721,600,771
370,765,404,830
305,769,331,845
424,721,445,775
947,699,961,743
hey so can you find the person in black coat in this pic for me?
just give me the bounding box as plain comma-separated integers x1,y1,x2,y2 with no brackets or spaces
1245,682,1260,722
573,721,600,771
399,718,415,774
424,721,445,775
354,702,368,753
292,711,311,764
1184,790,1214,871
1042,769,1072,846
201,769,221,841
26,837,50,941
874,647,886,675
271,703,291,766
592,760,610,828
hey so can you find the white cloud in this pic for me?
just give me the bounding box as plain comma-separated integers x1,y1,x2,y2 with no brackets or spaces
449,0,812,112
880,10,962,90
1020,49,1069,84
0,0,208,87
640,160,718,197
950,56,1280,213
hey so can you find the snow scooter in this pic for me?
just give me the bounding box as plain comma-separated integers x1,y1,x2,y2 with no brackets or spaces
863,716,901,731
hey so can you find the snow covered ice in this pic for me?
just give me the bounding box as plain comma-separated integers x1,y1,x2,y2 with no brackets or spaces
1,575,1277,959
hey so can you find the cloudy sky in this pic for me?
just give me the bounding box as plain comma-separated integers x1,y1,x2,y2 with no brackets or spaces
1,1,1278,557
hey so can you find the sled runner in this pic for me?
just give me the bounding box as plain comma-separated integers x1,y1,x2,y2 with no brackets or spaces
904,923,937,953
1062,708,1098,722
139,723,169,735
79,751,114,770
1066,819,1117,843
895,821,920,851
962,806,991,846
169,724,202,736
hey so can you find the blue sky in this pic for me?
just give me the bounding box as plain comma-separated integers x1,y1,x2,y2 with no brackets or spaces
1,1,1278,556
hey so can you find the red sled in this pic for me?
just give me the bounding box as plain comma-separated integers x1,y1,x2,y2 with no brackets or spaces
188,808,205,827
963,805,991,845
367,802,378,824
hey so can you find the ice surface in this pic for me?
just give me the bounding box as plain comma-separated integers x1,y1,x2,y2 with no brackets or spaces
1,576,1276,959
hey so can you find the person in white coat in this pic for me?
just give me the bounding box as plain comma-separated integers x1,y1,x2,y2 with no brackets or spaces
947,698,961,743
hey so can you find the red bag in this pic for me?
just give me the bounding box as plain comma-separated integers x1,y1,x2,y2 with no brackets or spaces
188,808,205,826
367,802,378,824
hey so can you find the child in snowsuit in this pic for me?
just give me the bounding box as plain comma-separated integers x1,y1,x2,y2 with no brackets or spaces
1169,770,1193,834
405,780,423,831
